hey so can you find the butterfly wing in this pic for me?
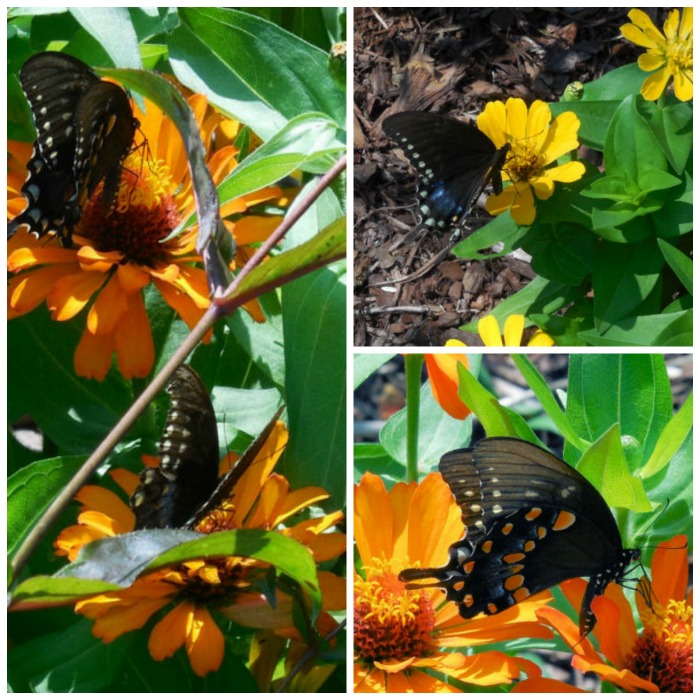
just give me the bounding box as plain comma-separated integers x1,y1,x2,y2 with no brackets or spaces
131,366,220,529
400,438,635,634
72,81,138,212
9,51,136,246
188,406,285,528
384,111,509,230
18,52,99,171
9,52,100,241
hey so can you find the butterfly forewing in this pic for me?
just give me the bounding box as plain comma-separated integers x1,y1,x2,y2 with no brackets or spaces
400,438,639,636
72,81,137,211
131,366,220,529
18,52,99,171
188,406,285,528
384,111,509,231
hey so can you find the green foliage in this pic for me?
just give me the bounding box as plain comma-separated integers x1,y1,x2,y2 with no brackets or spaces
455,60,692,346
8,6,345,693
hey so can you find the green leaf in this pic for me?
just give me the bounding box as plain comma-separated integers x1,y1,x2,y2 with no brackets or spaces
354,354,396,390
603,95,668,181
576,309,692,346
640,391,693,479
8,619,132,692
451,212,524,260
524,222,595,285
282,258,346,509
381,382,472,472
217,112,343,205
8,309,131,454
224,216,345,308
460,276,575,334
565,354,672,469
577,424,651,512
8,457,87,559
510,356,583,450
10,576,123,609
641,431,692,546
353,443,405,485
178,8,344,126
593,238,664,333
149,530,320,600
456,364,538,442
657,238,693,294
69,8,141,68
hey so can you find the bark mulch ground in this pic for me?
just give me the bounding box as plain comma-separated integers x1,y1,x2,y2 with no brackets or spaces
353,7,645,347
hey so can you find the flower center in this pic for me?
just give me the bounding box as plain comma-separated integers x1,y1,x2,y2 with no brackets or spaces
667,38,693,72
75,153,182,266
505,143,543,183
354,559,435,662
175,558,251,604
625,599,693,692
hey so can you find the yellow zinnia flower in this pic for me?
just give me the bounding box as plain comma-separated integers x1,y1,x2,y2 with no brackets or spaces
621,8,693,102
8,88,285,380
477,98,586,225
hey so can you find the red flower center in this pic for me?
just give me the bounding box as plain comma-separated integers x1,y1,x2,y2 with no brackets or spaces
354,561,436,662
76,160,181,266
626,600,693,692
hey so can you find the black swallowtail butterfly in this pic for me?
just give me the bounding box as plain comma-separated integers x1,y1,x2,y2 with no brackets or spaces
384,111,510,235
399,438,640,637
8,51,138,247
130,365,283,530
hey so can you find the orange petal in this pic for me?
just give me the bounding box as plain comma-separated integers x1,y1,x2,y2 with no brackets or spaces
148,601,190,661
47,271,104,321
424,353,471,419
114,292,154,379
185,605,225,677
87,274,128,335
74,327,114,380
8,264,76,316
354,473,395,564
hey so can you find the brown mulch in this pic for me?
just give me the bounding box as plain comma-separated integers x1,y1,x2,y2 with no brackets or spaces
353,7,646,347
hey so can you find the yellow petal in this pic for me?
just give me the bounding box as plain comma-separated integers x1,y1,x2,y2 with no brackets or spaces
477,315,504,346
503,315,525,346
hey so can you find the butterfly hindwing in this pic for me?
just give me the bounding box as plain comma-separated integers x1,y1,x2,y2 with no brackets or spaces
72,81,137,212
384,111,509,231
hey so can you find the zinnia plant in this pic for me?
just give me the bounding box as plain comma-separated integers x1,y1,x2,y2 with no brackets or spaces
449,8,692,347
52,419,346,681
8,6,346,694
354,353,691,691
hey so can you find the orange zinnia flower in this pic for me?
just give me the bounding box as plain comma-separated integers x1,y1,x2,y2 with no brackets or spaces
354,472,553,692
423,344,471,420
8,89,285,380
532,535,692,692
54,421,346,678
